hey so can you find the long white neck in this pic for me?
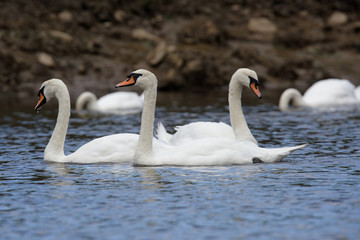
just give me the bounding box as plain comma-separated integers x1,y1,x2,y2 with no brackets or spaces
75,92,98,111
279,88,305,111
44,87,70,161
228,77,257,144
134,85,157,164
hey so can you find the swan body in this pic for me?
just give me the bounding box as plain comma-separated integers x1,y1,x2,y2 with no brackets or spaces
279,79,360,111
35,79,142,163
156,121,235,145
116,69,306,166
76,91,144,115
355,86,360,100
156,68,262,145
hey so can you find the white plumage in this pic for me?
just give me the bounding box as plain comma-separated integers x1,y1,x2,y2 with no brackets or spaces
35,79,143,163
76,91,144,115
279,79,360,111
116,69,306,166
156,68,262,145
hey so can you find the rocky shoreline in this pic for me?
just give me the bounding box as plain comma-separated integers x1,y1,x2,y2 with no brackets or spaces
1,0,359,103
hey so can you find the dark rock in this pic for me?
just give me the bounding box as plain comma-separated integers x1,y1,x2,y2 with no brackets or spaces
178,17,223,44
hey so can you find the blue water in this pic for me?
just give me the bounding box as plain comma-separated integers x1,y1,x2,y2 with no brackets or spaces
1,93,360,239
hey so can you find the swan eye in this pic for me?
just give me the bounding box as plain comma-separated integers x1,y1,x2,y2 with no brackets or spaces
131,73,143,81
249,76,259,88
127,73,143,80
38,86,45,97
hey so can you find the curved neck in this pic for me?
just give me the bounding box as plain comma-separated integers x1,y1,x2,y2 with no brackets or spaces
228,79,257,144
134,85,157,163
75,92,97,111
44,88,70,160
279,88,304,111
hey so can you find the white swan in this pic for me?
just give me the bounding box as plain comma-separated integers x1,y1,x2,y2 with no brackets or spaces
35,79,141,163
355,86,360,100
75,90,144,115
116,69,306,166
279,79,360,111
156,68,262,145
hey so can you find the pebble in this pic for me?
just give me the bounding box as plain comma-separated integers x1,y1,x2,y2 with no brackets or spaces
131,28,160,42
58,10,73,23
114,10,127,23
37,52,55,67
147,41,167,66
248,17,278,34
327,11,348,26
49,30,73,42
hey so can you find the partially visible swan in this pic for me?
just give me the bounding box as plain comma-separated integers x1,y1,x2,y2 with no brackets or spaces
76,91,144,115
116,69,306,166
355,86,360,100
279,79,360,111
156,68,262,145
35,79,141,163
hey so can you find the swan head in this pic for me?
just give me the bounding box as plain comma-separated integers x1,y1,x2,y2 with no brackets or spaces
35,78,66,111
232,68,262,99
115,69,157,90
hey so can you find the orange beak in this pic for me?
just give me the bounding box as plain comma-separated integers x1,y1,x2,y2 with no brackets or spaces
35,93,46,111
115,76,136,88
250,82,262,99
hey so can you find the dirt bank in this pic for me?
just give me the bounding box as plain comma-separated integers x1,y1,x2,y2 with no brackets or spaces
1,0,359,103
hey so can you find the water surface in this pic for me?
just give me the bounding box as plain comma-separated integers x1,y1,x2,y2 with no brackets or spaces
1,91,360,239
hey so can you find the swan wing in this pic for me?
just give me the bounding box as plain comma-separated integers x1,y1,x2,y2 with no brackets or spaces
155,122,235,145
155,122,173,143
63,133,139,163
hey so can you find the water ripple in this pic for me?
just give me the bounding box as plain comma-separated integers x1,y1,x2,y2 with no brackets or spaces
0,98,359,239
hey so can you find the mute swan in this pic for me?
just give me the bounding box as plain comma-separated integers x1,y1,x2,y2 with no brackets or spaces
355,86,360,100
116,69,306,166
279,79,360,111
156,68,262,145
75,90,144,115
35,78,141,163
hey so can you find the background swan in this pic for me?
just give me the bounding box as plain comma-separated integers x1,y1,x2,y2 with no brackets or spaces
35,79,141,163
76,90,144,115
116,69,306,166
355,86,360,100
156,68,262,146
279,79,360,111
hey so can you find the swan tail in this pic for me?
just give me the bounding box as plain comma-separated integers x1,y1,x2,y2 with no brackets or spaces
155,122,173,143
274,143,307,155
262,143,307,163
286,143,308,152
